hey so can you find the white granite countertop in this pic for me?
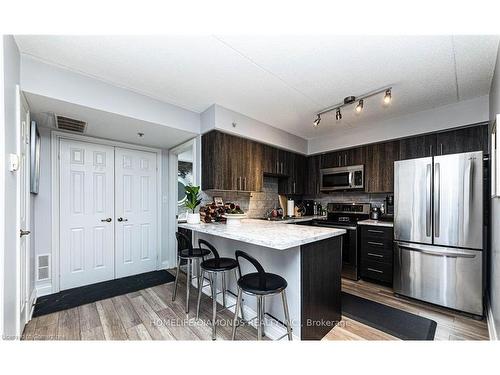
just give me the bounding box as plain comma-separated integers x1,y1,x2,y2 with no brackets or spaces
357,219,394,228
178,219,345,250
259,215,327,224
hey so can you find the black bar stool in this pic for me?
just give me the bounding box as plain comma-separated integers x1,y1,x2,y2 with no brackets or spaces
231,250,293,341
196,239,244,340
173,232,210,313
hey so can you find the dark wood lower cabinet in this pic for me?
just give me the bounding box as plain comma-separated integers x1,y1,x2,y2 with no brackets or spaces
359,225,394,286
300,236,342,340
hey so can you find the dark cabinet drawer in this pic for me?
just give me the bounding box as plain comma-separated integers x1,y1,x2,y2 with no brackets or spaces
360,259,393,284
360,241,393,263
360,225,393,241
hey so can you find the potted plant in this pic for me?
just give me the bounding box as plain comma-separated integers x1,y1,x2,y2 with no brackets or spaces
184,185,202,224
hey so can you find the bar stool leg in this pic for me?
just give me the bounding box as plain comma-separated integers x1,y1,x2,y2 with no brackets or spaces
210,272,217,340
281,290,293,341
196,269,205,320
221,272,227,307
232,287,242,340
196,258,202,290
233,269,245,320
256,296,263,341
185,258,191,313
172,256,181,301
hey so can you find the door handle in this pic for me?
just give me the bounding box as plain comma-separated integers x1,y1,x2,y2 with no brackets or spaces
399,244,476,258
101,218,112,222
367,252,384,258
117,217,128,222
367,229,384,234
367,267,384,274
20,229,31,237
367,241,384,246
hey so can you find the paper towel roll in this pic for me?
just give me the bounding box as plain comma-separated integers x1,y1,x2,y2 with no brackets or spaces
287,200,295,217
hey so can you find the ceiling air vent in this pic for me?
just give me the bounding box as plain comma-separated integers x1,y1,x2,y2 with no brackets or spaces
55,115,87,133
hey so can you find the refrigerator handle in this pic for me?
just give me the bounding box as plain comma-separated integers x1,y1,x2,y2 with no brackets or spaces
426,163,431,237
434,162,440,238
464,157,474,233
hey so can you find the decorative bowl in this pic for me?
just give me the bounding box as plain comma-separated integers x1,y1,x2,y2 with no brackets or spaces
222,213,247,226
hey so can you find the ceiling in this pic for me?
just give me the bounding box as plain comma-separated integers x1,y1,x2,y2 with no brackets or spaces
25,92,197,149
15,35,499,140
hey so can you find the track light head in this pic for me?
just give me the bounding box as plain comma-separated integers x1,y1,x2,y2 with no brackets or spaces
313,114,321,128
355,99,364,113
383,89,392,105
335,108,342,121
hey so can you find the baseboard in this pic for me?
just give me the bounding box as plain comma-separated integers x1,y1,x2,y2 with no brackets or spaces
486,295,498,340
36,284,53,298
195,277,300,341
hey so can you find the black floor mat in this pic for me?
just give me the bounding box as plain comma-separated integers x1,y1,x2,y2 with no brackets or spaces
33,270,175,318
342,292,437,340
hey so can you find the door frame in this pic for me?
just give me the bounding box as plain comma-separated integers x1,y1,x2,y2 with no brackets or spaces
15,88,31,337
50,131,162,294
167,137,200,269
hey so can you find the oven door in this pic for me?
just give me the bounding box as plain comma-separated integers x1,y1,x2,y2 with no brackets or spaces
311,221,358,280
320,169,352,191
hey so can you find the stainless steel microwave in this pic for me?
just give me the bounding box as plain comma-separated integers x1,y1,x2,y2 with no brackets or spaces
320,165,364,191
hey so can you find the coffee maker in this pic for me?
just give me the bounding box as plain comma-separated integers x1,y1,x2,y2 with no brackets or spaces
384,195,394,221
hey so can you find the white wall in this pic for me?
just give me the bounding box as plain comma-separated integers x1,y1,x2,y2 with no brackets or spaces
1,35,20,339
489,44,500,340
20,55,201,135
201,104,308,154
308,96,490,154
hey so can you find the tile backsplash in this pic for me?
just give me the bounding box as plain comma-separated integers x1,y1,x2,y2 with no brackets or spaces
201,176,392,218
201,177,281,218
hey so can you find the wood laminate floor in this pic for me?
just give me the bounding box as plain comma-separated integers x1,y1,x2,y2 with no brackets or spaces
323,278,489,341
22,274,489,341
22,271,263,341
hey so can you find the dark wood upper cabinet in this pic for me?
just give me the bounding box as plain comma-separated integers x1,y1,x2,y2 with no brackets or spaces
398,134,436,160
320,146,364,169
201,130,263,192
364,140,399,193
305,155,321,196
435,125,488,156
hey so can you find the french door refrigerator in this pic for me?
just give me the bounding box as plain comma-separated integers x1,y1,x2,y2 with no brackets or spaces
393,151,483,316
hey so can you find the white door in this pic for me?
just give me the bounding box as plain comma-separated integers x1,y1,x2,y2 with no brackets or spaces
115,148,158,278
59,140,115,290
17,92,31,334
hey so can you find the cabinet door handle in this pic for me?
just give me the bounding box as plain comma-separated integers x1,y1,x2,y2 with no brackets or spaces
281,162,284,174
101,218,112,222
367,252,384,258
367,241,384,246
20,229,31,237
344,154,347,165
117,217,128,222
429,144,433,156
244,177,247,191
338,155,341,166
440,143,443,155
367,229,384,234
367,267,384,274
293,181,296,194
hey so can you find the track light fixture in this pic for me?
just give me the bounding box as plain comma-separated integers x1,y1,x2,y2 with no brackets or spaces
313,114,321,128
335,108,342,121
312,86,392,127
383,89,392,105
355,99,364,113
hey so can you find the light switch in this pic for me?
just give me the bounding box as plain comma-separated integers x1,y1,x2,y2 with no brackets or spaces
9,154,19,172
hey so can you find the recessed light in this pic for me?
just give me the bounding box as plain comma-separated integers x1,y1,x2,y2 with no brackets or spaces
137,132,144,137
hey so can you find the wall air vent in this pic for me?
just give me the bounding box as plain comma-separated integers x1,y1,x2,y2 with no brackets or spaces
37,254,51,281
55,115,87,133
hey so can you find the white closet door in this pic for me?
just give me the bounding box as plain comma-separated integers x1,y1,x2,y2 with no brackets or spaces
60,140,115,290
115,148,158,278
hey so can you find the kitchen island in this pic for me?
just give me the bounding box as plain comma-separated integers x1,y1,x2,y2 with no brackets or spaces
178,219,345,340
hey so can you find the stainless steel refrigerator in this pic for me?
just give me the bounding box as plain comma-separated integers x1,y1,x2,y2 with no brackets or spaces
394,151,483,316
